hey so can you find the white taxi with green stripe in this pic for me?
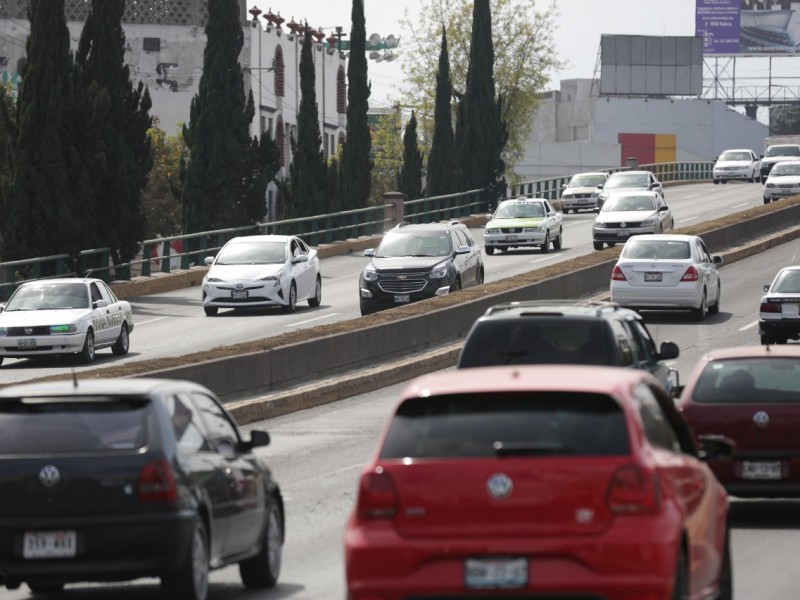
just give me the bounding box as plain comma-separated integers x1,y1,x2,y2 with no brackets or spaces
484,197,563,255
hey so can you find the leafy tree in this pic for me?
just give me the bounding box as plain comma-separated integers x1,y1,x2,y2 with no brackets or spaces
426,28,458,197
399,0,563,177
141,126,185,237
369,108,403,203
398,111,424,200
771,105,800,136
182,0,278,232
337,0,372,209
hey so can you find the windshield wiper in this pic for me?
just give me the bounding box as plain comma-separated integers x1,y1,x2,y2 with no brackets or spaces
493,441,573,456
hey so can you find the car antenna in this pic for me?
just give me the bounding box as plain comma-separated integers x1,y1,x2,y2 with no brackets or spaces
84,269,93,280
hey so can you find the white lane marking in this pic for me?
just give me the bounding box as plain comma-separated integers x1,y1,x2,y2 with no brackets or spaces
529,254,566,264
732,202,749,209
686,194,701,199
288,313,338,327
739,320,759,331
679,216,699,224
136,317,168,326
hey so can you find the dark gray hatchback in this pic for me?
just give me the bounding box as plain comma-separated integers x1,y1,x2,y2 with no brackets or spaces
0,378,283,600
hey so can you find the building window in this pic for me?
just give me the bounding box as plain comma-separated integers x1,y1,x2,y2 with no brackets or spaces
260,115,266,133
274,46,285,97
336,66,346,114
143,37,161,52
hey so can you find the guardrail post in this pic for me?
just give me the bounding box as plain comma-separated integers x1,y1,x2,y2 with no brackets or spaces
141,243,152,276
161,240,171,273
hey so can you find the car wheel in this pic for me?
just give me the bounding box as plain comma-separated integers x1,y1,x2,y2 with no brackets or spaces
564,208,571,214
111,323,130,356
761,334,771,345
671,547,689,600
717,529,733,600
450,276,462,293
593,241,604,251
203,306,218,316
240,499,283,588
308,275,322,307
552,228,562,250
282,282,297,313
78,330,95,364
540,233,550,254
693,291,707,321
485,245,494,255
713,179,720,185
709,283,721,315
28,583,65,595
477,266,485,285
764,197,771,204
721,179,727,184
162,520,209,600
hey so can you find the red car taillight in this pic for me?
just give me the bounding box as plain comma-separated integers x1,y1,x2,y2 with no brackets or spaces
611,266,626,281
138,458,178,504
680,266,699,282
761,301,781,313
356,467,398,519
606,465,660,514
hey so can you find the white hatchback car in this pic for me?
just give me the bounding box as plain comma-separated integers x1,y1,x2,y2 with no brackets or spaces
202,235,322,316
610,234,723,321
712,148,761,184
762,160,800,204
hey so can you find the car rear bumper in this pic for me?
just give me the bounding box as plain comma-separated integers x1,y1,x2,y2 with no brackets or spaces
707,458,800,498
611,285,702,310
759,319,800,337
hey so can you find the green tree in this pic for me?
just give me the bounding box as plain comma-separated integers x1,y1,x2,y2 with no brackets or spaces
369,108,403,203
337,0,372,210
426,28,458,197
398,111,424,200
286,26,328,218
142,126,185,237
399,0,562,179
76,0,153,264
182,0,278,232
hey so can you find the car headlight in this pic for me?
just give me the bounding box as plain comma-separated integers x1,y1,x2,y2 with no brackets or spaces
594,221,606,228
599,192,609,200
258,275,279,282
765,183,775,188
640,219,655,227
0,327,6,336
362,266,378,282
485,228,499,235
49,324,78,334
430,264,448,279
207,277,224,283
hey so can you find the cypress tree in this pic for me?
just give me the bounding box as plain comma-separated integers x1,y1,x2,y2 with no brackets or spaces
182,0,276,232
76,0,153,265
337,0,371,210
398,111,423,200
287,26,327,218
427,27,457,198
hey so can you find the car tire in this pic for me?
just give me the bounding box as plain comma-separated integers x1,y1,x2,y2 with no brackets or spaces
552,228,562,250
693,291,707,321
308,276,322,307
111,323,130,356
477,266,485,285
485,246,494,255
78,330,95,364
240,499,283,588
451,277,462,293
713,179,720,185
671,547,689,600
540,233,550,254
564,208,571,214
764,197,771,204
717,529,733,600
162,520,209,600
282,282,297,313
28,583,65,595
203,306,218,316
593,241,604,251
709,283,721,315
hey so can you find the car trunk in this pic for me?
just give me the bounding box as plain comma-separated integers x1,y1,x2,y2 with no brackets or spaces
617,260,692,288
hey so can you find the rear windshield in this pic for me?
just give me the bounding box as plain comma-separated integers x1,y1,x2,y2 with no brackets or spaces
622,239,691,260
0,397,150,454
458,317,612,368
771,269,800,293
380,392,629,459
691,358,800,403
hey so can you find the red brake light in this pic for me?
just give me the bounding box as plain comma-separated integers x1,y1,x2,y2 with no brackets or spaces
606,465,660,514
611,265,626,281
761,301,781,313
138,458,178,504
680,266,699,282
356,467,398,519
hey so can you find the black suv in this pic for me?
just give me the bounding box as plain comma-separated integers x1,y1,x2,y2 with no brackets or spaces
359,220,484,315
457,300,680,393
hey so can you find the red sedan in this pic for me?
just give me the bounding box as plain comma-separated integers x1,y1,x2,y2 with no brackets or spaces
679,344,800,498
345,365,732,600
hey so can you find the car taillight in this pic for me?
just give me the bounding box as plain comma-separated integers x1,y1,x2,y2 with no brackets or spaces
761,301,781,313
356,467,398,519
138,458,178,504
680,266,699,282
606,465,660,514
611,266,626,281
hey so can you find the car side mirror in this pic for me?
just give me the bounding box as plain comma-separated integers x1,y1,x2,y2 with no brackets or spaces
455,245,471,255
293,254,310,264
597,184,604,190
244,429,270,450
658,205,668,211
364,248,375,257
94,299,109,309
764,284,770,292
204,256,214,266
697,434,736,461
485,213,494,220
713,255,723,265
659,340,680,360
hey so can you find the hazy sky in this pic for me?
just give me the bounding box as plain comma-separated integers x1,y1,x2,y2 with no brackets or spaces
252,0,700,107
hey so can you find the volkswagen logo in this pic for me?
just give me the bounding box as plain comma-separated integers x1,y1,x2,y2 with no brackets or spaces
753,411,770,428
235,283,243,290
620,222,627,228
486,473,513,499
24,328,33,335
39,465,61,488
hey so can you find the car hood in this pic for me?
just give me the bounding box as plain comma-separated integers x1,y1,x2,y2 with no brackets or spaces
596,210,657,223
0,309,91,326
715,160,754,168
763,155,799,165
766,175,800,186
206,263,284,281
603,185,650,193
562,186,599,196
369,256,446,271
486,217,545,228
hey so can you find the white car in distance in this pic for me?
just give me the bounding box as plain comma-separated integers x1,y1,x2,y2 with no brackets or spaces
712,148,761,184
763,160,800,204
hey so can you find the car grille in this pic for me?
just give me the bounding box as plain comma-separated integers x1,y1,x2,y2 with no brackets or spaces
601,222,643,229
499,227,524,234
6,326,52,336
378,272,428,293
777,184,798,189
568,192,593,199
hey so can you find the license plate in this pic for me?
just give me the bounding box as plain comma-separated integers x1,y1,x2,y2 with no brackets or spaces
394,295,410,303
465,557,528,589
617,230,630,237
578,199,588,204
23,531,77,559
741,461,782,480
505,235,517,241
17,339,36,349
783,303,799,316
645,272,662,282
231,290,248,300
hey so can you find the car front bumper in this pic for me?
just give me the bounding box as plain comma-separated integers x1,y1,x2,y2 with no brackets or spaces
593,226,657,243
484,231,547,248
0,332,88,358
763,187,800,201
562,196,599,210
359,278,451,313
203,280,288,308
713,168,753,181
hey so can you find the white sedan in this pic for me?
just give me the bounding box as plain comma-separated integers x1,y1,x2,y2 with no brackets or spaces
202,234,322,316
610,234,723,320
0,278,134,366
759,265,800,344
712,148,761,184
763,160,800,204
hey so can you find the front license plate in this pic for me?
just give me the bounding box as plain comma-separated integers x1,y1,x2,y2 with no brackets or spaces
505,235,517,241
578,199,588,204
23,531,77,559
645,272,662,282
231,290,248,300
741,461,782,480
16,338,36,349
465,557,528,589
617,230,630,238
394,295,410,303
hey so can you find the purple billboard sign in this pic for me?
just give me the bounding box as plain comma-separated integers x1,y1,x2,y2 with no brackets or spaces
697,0,800,55
696,0,740,54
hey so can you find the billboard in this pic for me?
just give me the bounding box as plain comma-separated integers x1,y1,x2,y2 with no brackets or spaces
697,0,800,55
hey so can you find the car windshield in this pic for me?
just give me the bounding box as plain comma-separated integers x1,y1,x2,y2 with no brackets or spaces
622,240,691,260
569,174,607,187
602,195,656,212
691,358,800,403
494,202,545,219
215,241,286,265
771,269,800,293
379,392,629,459
770,163,800,176
5,282,90,311
606,173,650,188
718,151,752,161
765,145,800,158
376,231,451,258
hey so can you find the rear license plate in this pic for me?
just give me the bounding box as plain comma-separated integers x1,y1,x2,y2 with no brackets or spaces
645,272,662,282
231,290,248,300
394,295,410,303
783,303,799,316
465,557,528,589
505,235,517,241
17,339,36,349
617,230,630,237
23,531,77,559
741,461,782,480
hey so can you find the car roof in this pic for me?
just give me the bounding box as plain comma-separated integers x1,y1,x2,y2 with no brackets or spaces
226,234,291,243
16,278,100,286
770,160,800,166
480,299,637,320
623,233,697,243
392,220,465,232
0,377,210,399
699,345,800,361
773,265,800,273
